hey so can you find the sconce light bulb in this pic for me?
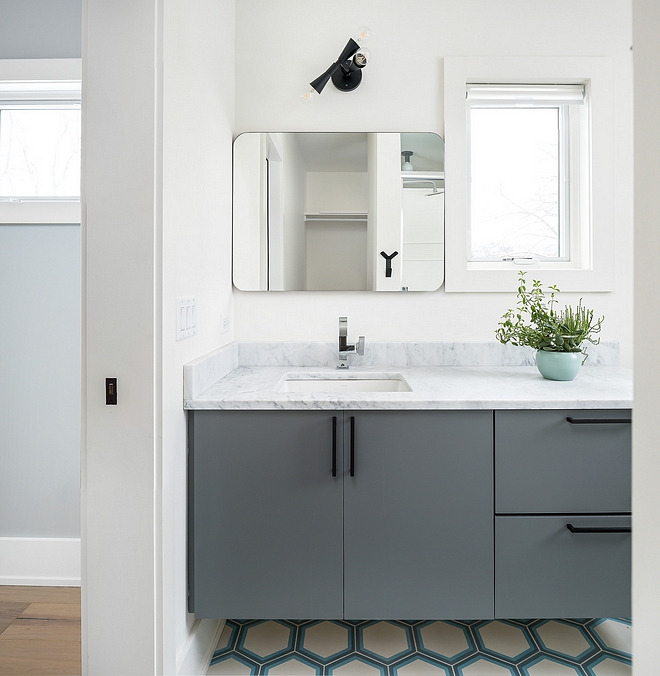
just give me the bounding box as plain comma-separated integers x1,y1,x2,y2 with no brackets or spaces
354,48,371,68
301,87,316,103
356,26,372,44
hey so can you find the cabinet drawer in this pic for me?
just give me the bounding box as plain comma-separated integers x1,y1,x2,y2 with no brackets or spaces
495,409,631,514
495,515,631,618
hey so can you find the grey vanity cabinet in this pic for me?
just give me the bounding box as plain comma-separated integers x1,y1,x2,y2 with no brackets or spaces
188,409,494,620
188,410,344,619
343,410,493,620
494,409,632,618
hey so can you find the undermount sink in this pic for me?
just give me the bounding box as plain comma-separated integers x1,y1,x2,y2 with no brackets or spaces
277,372,412,393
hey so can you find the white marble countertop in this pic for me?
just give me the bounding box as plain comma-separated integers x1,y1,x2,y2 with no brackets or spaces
184,364,632,411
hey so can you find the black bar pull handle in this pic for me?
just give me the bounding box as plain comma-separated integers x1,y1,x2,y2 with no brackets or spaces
566,523,631,534
350,416,355,477
566,417,631,425
331,416,337,477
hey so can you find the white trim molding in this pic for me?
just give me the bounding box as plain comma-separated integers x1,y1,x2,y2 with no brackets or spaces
444,56,615,292
0,537,81,586
0,58,82,82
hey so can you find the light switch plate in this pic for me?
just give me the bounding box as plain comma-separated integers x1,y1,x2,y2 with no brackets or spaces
177,297,197,340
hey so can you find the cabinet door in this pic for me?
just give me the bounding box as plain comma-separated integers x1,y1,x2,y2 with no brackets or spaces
343,410,494,620
496,515,631,618
188,410,343,619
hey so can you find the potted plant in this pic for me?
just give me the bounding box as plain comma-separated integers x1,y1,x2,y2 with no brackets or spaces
495,272,604,381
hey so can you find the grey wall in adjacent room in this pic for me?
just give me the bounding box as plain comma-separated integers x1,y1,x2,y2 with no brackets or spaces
0,0,82,537
0,0,81,58
0,225,81,537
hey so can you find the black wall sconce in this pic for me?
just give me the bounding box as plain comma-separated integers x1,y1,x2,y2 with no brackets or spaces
302,27,371,101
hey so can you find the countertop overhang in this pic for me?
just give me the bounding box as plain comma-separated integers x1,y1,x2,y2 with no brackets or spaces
184,365,632,411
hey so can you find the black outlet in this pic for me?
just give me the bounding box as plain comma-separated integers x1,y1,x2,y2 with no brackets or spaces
106,378,117,405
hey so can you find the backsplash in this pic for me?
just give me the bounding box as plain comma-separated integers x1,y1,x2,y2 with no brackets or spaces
185,341,619,400
239,341,619,369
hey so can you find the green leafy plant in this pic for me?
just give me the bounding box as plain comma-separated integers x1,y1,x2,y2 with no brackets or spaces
495,272,604,362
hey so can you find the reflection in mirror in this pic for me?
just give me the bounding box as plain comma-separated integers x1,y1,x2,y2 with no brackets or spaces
233,132,444,291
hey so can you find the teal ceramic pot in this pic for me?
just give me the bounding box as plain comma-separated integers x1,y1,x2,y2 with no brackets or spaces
536,350,583,381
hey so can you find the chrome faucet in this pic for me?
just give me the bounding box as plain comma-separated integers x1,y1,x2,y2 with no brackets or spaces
338,316,365,369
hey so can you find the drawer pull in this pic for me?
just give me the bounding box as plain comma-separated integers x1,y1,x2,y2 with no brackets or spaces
332,416,337,477
566,417,631,425
350,416,355,477
566,523,631,534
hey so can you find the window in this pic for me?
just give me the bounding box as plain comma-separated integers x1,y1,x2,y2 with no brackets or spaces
0,60,81,224
467,84,584,264
443,57,615,292
0,108,81,199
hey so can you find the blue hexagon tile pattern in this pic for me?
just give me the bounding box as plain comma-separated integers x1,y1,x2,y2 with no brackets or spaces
207,618,631,675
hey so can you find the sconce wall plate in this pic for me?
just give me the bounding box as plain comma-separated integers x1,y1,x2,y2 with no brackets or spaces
331,67,362,92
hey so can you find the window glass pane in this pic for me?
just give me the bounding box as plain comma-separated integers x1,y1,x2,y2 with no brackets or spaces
469,107,560,260
0,109,81,198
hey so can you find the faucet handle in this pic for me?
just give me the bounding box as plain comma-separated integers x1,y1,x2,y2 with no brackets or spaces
356,336,365,356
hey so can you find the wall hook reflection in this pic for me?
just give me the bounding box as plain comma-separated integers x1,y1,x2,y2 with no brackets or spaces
380,251,398,278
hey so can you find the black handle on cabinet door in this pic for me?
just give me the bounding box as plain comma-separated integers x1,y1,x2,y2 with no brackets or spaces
566,523,632,534
350,416,355,477
332,416,337,477
566,417,632,425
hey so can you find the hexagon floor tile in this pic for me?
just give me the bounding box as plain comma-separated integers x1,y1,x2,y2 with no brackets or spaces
473,621,535,662
530,620,597,662
208,618,631,675
358,621,413,663
299,621,352,663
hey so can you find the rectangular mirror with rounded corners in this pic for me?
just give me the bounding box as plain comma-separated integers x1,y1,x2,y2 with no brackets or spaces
233,132,444,291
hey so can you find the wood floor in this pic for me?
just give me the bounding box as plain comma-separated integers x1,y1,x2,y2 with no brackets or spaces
0,586,80,675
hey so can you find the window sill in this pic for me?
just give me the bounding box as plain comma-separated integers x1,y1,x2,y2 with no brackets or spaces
446,266,613,293
0,201,81,224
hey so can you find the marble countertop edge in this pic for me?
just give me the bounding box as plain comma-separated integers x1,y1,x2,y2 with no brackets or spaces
184,365,632,411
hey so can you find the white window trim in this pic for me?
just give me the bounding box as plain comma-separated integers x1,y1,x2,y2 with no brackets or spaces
0,59,81,224
444,56,614,292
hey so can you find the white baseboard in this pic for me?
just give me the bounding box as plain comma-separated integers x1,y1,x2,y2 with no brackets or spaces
177,618,224,676
0,536,81,586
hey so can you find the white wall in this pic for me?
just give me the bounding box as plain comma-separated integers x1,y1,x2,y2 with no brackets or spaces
162,0,234,672
83,0,234,673
232,133,264,290
233,0,634,367
632,0,660,671
369,133,403,291
306,172,368,213
280,133,306,290
306,221,368,291
306,171,369,290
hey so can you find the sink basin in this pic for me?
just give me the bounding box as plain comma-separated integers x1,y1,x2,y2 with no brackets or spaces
277,372,412,393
